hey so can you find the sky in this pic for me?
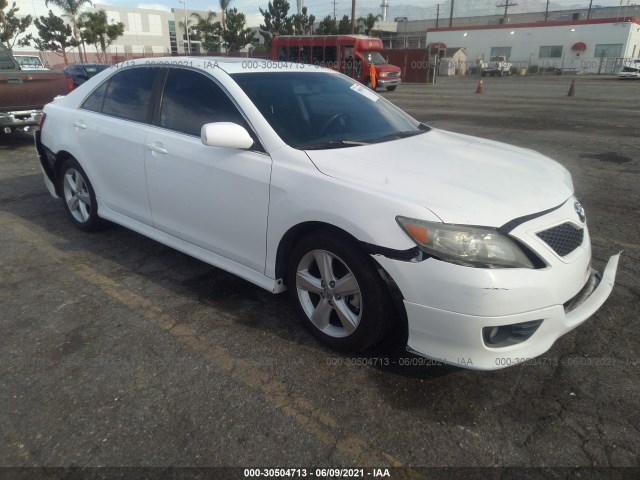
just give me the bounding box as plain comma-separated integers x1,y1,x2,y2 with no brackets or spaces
113,0,631,21
16,0,633,29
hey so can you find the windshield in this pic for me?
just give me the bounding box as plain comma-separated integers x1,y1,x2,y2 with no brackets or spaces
85,65,109,76
362,51,387,65
231,71,427,149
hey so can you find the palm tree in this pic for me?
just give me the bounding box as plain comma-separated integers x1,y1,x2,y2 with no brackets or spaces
191,11,221,53
357,13,381,36
45,0,93,63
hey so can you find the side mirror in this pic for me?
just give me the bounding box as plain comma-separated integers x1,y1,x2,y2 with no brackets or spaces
200,122,254,149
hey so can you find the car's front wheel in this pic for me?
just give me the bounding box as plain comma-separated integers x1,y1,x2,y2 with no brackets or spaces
288,231,392,351
59,157,102,231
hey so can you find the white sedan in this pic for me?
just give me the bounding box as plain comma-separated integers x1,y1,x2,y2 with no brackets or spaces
618,60,640,79
35,58,619,370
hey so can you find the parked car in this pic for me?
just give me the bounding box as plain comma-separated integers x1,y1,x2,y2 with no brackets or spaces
35,58,619,370
480,55,512,77
618,60,640,79
63,63,110,88
13,54,48,70
0,43,70,133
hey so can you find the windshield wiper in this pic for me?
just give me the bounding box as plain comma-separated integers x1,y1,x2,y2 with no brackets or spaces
300,140,370,150
369,129,428,144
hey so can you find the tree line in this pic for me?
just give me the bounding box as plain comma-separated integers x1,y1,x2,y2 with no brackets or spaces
0,0,383,64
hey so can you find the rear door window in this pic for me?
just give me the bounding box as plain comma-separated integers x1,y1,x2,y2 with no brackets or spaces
81,81,109,112
101,67,159,123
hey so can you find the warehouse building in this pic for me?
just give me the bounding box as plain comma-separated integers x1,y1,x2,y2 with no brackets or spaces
425,17,640,74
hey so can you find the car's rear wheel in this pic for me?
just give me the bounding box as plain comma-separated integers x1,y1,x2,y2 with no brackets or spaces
288,230,392,351
59,157,102,231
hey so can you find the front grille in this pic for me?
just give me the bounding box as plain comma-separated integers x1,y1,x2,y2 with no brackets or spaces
387,71,399,78
537,223,584,257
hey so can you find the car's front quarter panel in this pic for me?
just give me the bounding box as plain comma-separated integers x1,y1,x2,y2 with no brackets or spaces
264,146,437,280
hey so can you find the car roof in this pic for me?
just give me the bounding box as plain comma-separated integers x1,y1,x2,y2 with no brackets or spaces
113,56,336,75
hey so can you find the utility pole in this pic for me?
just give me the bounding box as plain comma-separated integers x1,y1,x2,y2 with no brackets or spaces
544,0,550,21
179,0,191,55
587,0,593,20
332,0,337,20
496,0,518,21
449,0,454,27
436,4,440,28
350,0,355,33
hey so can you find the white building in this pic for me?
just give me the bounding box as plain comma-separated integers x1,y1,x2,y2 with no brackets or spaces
9,1,260,67
412,18,640,73
426,17,640,74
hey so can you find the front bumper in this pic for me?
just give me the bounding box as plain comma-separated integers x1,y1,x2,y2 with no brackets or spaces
377,78,401,88
399,255,618,370
373,198,620,370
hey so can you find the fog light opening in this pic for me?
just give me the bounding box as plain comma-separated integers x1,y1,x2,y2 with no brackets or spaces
483,320,543,348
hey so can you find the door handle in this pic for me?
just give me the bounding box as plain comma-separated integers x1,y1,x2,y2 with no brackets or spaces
72,121,87,129
146,143,168,154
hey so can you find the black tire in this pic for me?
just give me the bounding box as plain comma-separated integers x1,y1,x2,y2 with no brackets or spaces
386,86,397,91
287,230,392,352
58,157,103,232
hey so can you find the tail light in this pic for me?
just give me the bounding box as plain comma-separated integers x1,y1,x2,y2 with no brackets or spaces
66,74,75,92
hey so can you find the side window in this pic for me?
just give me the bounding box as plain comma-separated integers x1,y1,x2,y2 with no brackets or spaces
288,46,299,62
0,45,17,69
325,46,337,68
299,46,310,64
312,46,323,66
81,81,109,112
101,67,158,122
160,68,245,137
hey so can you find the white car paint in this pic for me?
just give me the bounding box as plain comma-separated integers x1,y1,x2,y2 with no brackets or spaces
37,57,619,370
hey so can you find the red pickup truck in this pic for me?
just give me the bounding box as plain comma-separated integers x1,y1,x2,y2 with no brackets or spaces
0,44,71,133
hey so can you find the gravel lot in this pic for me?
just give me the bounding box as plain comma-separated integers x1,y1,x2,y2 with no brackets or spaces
1,74,638,476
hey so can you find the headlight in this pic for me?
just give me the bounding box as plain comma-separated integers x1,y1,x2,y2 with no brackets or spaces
396,216,535,268
379,71,389,77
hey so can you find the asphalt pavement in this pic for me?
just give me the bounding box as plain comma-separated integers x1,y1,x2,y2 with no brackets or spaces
0,74,638,476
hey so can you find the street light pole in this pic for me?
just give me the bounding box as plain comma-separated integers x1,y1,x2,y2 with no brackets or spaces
179,0,191,55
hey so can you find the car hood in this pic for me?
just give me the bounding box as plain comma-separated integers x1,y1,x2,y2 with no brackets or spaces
304,129,573,227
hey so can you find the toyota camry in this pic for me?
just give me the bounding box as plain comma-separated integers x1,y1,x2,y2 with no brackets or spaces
35,58,619,370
